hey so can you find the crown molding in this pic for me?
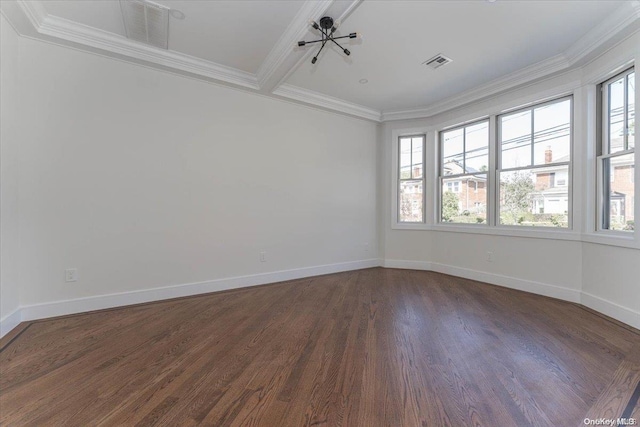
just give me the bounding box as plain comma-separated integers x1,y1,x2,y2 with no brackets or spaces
17,0,46,27
256,0,333,91
41,15,259,89
382,54,571,122
273,84,381,122
7,0,259,90
564,0,640,65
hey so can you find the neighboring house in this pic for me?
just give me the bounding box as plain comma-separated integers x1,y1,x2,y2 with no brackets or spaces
442,161,487,216
608,155,635,226
532,149,570,215
532,147,634,226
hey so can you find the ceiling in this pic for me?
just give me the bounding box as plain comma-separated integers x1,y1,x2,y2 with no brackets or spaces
2,0,639,121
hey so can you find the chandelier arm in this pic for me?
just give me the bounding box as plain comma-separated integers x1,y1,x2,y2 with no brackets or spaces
312,39,328,62
327,35,354,41
318,40,328,55
301,38,327,45
328,36,347,51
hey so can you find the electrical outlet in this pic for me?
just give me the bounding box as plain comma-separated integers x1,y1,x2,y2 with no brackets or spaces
364,243,370,253
65,268,78,282
260,251,267,262
486,252,494,262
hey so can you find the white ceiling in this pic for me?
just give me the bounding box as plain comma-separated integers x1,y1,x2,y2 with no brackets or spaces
287,0,626,111
3,0,639,121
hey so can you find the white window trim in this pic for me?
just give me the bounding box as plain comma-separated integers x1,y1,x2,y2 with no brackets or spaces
390,61,639,249
438,118,490,226
391,129,431,229
596,67,635,235
496,95,574,230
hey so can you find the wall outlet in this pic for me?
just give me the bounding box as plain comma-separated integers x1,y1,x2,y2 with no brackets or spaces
65,268,78,282
486,252,494,262
260,251,267,262
364,243,370,253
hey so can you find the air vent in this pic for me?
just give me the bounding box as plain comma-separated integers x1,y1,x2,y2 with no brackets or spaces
120,0,169,49
423,54,453,70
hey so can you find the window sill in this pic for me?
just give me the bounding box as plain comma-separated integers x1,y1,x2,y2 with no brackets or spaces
392,223,431,231
431,224,582,241
391,223,640,249
581,232,639,250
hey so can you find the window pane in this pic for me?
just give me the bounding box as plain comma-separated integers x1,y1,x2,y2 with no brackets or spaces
628,72,635,150
412,138,423,178
465,122,489,172
400,138,411,167
442,128,464,173
603,153,634,231
501,110,532,169
441,174,487,224
499,166,569,227
400,166,411,180
400,180,423,222
534,99,571,165
609,77,625,153
412,164,423,179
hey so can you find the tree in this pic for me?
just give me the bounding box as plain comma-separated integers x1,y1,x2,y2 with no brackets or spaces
501,171,534,224
442,191,459,221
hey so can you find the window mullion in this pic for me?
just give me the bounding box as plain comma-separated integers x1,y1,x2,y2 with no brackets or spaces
623,73,629,151
530,106,535,167
488,116,498,226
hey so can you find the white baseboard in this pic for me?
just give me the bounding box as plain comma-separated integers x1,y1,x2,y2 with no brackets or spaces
384,259,638,330
3,258,637,338
383,259,432,271
581,291,640,330
2,258,382,338
384,259,582,303
0,308,21,338
429,262,583,303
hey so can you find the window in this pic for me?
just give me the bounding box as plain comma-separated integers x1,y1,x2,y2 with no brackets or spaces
446,181,461,193
497,97,572,227
398,135,425,222
440,120,489,223
599,68,635,232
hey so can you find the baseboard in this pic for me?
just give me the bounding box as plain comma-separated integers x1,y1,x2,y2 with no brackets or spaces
384,259,638,330
430,262,583,303
384,259,582,303
4,258,637,338
383,259,432,271
581,291,640,330
2,258,382,338
0,308,21,338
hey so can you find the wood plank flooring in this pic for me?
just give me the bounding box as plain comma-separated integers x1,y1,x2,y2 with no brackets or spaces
1,268,639,426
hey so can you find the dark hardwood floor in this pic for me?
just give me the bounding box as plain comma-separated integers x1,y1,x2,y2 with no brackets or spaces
1,268,639,426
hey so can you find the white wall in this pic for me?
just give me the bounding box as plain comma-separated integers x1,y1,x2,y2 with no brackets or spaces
0,23,379,331
1,15,22,335
381,32,640,328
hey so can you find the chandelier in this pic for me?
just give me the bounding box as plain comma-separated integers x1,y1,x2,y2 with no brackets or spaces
297,16,361,64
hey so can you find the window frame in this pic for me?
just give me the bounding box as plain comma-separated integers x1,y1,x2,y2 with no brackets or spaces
496,95,574,229
397,134,426,224
597,67,635,233
438,118,490,225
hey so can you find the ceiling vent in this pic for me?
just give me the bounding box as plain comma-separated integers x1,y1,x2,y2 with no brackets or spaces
423,54,453,70
120,0,169,49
